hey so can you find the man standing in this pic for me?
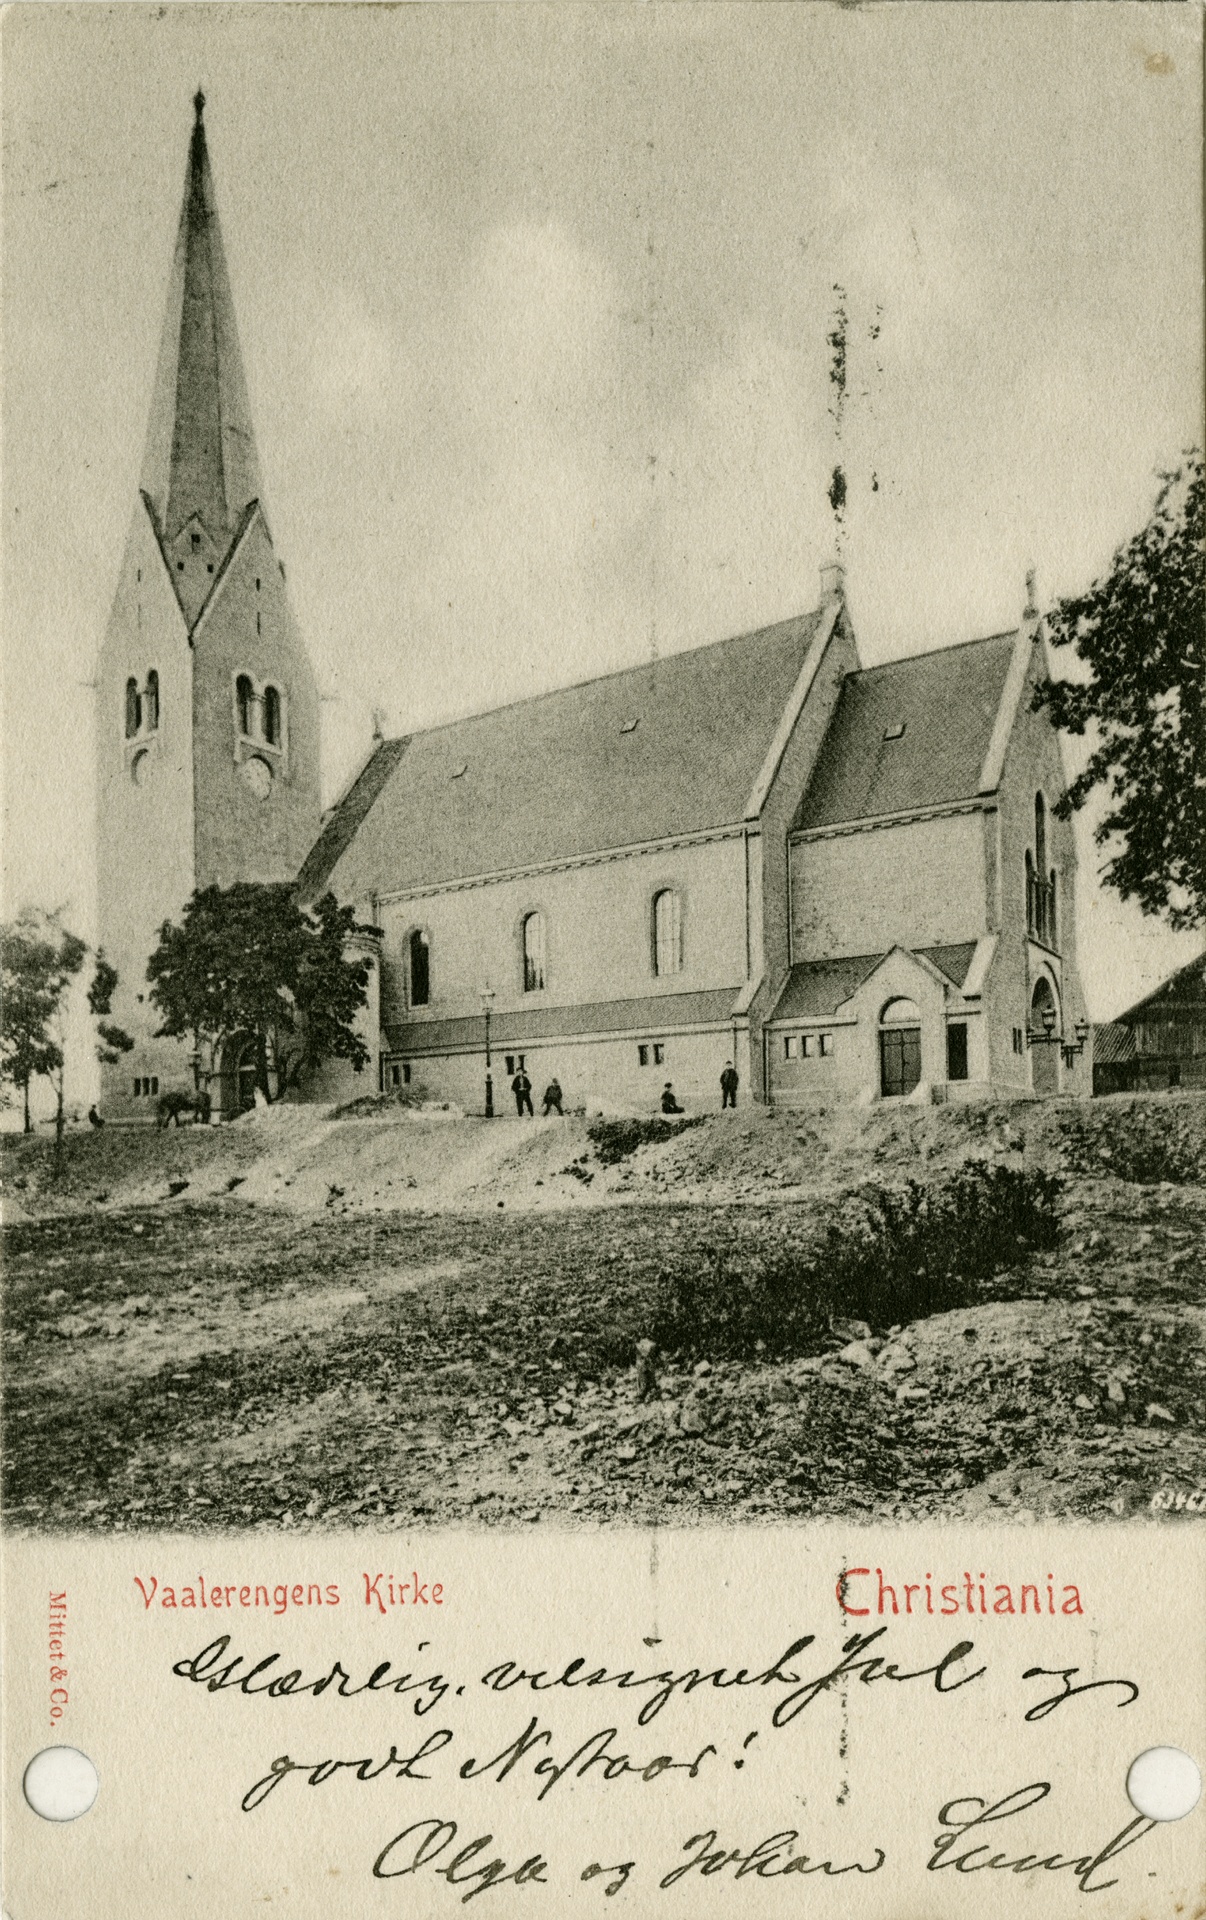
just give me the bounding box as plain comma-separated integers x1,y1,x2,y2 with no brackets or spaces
720,1060,739,1109
512,1066,534,1116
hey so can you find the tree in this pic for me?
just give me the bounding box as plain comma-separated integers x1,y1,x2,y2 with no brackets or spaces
1,912,135,1151
146,883,372,1103
87,954,135,1067
1033,452,1205,931
0,914,69,1132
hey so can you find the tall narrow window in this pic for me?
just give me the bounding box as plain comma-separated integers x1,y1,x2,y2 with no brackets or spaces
236,675,254,737
408,929,430,1008
144,670,159,732
263,685,281,746
521,912,546,992
652,889,682,977
1029,794,1056,945
125,677,141,738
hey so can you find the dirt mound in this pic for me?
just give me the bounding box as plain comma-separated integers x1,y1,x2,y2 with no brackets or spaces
5,1090,1203,1224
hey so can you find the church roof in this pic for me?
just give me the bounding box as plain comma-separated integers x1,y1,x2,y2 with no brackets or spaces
297,738,410,900
299,610,826,898
139,92,264,556
768,943,980,1021
795,630,1019,830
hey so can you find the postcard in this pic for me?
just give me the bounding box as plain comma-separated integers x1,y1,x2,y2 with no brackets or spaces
2,3,1203,1915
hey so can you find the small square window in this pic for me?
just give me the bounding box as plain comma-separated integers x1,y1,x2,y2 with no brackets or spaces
819,1033,833,1056
783,1035,797,1060
638,1044,650,1067
505,1055,515,1076
653,1043,665,1066
151,1076,159,1095
133,1077,140,1097
802,1035,815,1058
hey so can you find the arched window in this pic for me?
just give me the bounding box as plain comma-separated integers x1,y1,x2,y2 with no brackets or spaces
236,675,254,737
652,889,683,977
144,670,159,732
521,912,546,992
125,677,141,738
262,685,281,746
879,996,922,1099
408,928,430,1008
1029,795,1055,945
1049,870,1058,947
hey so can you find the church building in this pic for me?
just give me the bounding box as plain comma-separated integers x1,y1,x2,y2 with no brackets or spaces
97,98,1092,1119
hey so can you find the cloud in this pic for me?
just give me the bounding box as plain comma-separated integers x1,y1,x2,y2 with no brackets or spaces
307,286,409,419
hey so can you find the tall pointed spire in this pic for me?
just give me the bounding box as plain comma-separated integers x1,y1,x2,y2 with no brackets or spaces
140,91,264,623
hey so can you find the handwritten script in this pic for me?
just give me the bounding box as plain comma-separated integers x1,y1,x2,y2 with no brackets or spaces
169,1625,1152,1904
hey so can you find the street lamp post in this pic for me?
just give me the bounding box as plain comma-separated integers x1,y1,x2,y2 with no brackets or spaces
480,986,495,1118
1061,1018,1091,1069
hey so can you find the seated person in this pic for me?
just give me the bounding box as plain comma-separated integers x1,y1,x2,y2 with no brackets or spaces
660,1082,684,1114
542,1078,564,1115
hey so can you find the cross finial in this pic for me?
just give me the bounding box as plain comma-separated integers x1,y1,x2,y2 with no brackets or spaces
193,88,206,123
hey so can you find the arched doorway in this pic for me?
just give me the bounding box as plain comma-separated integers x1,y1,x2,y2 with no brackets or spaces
1029,978,1059,1095
880,997,922,1098
217,1032,261,1116
235,1039,260,1113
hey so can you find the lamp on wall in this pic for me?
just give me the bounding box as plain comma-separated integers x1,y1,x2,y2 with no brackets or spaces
1061,1018,1090,1068
1025,1004,1059,1047
480,986,495,1118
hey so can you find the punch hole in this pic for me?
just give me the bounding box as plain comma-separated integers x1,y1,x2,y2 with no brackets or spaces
1126,1747,1201,1822
23,1746,99,1821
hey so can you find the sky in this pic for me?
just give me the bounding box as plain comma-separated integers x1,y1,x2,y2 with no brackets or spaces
2,0,1203,1068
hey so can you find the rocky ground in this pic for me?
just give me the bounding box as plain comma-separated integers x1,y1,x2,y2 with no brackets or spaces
2,1094,1203,1532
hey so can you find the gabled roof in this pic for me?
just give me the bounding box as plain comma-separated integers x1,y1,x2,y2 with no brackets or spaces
1114,950,1206,1024
300,609,826,898
768,943,979,1022
795,631,1019,831
297,738,410,901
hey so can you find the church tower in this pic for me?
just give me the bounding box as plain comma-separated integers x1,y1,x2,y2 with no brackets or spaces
96,92,321,1117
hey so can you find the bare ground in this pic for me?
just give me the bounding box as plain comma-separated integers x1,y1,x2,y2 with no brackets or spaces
2,1094,1203,1532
